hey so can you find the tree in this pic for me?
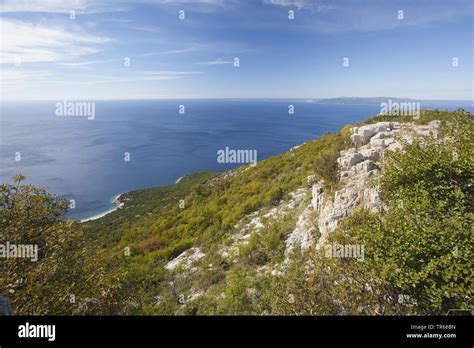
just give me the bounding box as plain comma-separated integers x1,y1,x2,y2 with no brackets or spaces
0,174,82,314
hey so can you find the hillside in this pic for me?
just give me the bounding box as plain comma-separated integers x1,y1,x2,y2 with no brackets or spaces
2,109,472,315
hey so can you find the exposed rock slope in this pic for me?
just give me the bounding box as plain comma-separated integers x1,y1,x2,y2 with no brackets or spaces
290,120,441,251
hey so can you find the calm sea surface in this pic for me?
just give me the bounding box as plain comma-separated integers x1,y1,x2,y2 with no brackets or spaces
1,100,471,220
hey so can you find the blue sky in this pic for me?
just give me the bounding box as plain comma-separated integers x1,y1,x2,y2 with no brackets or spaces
0,0,473,100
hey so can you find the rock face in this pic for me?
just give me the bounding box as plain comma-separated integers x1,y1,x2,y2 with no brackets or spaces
218,187,309,262
165,247,206,272
285,120,441,252
350,122,396,147
285,204,315,253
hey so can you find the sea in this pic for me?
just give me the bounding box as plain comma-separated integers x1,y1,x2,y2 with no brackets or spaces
1,99,471,220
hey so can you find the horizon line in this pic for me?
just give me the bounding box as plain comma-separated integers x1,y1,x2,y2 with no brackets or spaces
2,97,474,103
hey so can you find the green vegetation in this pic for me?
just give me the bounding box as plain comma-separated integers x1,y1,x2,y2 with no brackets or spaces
251,113,474,315
1,109,472,315
0,174,82,314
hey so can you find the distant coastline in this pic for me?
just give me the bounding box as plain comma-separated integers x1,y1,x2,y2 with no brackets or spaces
80,176,185,222
80,194,124,223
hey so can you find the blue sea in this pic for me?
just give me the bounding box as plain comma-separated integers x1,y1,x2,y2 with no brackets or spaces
1,99,471,220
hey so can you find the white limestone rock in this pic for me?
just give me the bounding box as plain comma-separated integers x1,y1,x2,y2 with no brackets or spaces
165,247,205,271
358,147,383,161
350,122,395,146
311,183,325,211
362,187,384,213
354,159,378,174
278,121,441,260
285,204,315,254
337,150,365,169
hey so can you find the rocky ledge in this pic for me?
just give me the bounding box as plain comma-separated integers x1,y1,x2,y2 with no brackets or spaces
290,120,441,251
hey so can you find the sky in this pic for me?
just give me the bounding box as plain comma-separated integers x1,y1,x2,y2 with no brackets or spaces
0,0,473,101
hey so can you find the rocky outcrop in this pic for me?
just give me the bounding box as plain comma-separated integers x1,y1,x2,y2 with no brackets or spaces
285,204,315,253
350,122,398,147
218,187,309,261
285,120,441,252
165,247,206,272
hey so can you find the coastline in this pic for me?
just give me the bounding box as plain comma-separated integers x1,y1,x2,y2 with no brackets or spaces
80,194,124,223
79,175,184,223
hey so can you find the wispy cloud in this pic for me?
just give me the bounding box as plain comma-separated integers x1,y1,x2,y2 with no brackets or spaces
141,47,197,57
196,58,233,65
161,47,197,55
135,0,234,9
2,68,203,89
133,70,203,81
138,70,203,75
1,69,52,82
0,0,234,14
262,0,318,11
261,0,474,33
126,25,160,33
0,0,125,14
0,18,111,64
60,60,113,66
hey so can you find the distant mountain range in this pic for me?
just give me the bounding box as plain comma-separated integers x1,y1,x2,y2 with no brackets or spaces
304,97,473,105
